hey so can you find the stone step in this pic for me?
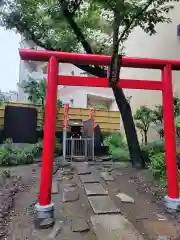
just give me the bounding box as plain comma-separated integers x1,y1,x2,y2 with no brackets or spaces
116,193,135,203
100,172,114,181
88,196,121,214
60,184,79,202
76,166,91,175
79,174,100,183
84,183,108,196
71,217,90,232
91,214,144,240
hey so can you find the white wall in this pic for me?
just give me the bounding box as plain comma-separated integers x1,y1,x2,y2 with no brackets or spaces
117,2,180,141
59,63,84,76
60,89,87,108
121,2,180,112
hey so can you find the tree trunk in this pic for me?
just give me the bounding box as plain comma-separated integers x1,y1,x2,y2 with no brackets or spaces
140,131,144,145
112,86,145,168
144,131,148,145
76,66,146,168
48,4,145,168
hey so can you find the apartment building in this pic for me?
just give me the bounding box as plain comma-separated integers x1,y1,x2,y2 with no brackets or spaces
18,37,117,110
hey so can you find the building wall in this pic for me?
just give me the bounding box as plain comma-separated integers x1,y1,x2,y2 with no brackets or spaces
118,2,180,141
122,2,180,111
60,90,87,108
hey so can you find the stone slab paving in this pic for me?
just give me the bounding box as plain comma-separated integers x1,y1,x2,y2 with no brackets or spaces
91,214,144,240
79,174,100,183
84,183,108,196
116,193,135,203
60,184,80,202
100,172,114,181
56,174,73,181
76,167,91,175
71,217,90,232
61,169,74,176
88,196,121,214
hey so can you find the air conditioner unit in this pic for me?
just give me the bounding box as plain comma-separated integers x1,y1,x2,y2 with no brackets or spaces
177,24,180,36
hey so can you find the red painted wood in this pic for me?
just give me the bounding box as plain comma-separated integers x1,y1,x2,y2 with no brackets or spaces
19,49,180,70
162,65,179,198
39,56,58,206
58,75,163,90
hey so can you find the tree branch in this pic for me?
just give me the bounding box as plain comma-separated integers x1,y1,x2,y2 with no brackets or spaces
59,0,93,54
106,0,116,12
78,65,107,77
17,22,57,51
118,0,155,44
71,0,83,15
59,0,108,77
15,18,105,78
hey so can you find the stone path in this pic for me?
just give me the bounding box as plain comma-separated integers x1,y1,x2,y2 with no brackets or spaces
79,174,100,183
91,214,144,240
75,163,143,240
45,162,180,239
88,195,121,214
6,161,180,240
84,183,108,196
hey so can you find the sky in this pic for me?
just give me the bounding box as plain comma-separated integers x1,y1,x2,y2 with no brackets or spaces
0,27,21,92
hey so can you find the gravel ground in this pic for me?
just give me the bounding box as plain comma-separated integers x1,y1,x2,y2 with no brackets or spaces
0,164,39,239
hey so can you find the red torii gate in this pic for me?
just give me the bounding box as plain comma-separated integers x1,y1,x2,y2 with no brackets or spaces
19,49,180,228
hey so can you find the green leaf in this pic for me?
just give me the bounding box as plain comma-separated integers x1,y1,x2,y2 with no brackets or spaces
0,0,179,54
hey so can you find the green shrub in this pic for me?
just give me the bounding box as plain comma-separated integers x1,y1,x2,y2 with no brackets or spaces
20,150,34,164
0,139,42,166
141,139,164,161
104,132,129,161
149,152,166,186
28,141,42,157
101,132,111,141
104,132,126,149
3,138,13,153
0,147,10,165
111,148,129,162
0,137,61,166
148,140,164,154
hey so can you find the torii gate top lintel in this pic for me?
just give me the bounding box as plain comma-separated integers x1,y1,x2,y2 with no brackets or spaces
19,48,180,70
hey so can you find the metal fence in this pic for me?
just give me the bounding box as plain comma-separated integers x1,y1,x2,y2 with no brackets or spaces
65,138,94,161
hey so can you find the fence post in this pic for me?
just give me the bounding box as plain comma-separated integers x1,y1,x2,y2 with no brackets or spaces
71,138,74,161
63,104,69,161
85,138,87,161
